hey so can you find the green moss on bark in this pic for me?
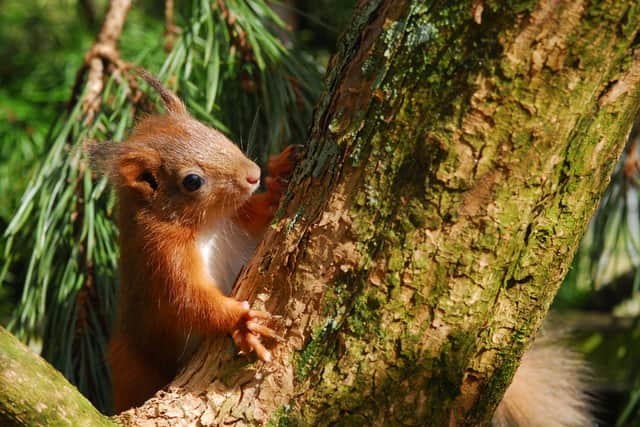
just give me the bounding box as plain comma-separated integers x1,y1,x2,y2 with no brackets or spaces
0,327,114,427
273,0,640,425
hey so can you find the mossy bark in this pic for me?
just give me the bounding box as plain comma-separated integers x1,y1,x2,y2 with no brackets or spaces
0,327,115,426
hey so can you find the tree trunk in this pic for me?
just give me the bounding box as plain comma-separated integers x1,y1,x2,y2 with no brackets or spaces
122,0,640,426
2,0,640,425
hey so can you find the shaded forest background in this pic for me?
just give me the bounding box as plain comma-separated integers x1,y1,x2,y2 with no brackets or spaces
1,0,640,425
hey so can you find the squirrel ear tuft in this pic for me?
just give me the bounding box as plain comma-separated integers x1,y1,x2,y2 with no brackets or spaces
117,147,162,200
85,139,118,177
135,68,187,115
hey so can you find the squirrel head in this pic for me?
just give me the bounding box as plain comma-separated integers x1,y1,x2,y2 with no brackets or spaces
88,70,261,226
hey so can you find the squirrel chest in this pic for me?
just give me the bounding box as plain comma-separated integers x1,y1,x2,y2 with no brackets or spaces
196,218,258,295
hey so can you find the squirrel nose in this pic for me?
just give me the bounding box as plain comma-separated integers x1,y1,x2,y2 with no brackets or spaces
246,162,261,187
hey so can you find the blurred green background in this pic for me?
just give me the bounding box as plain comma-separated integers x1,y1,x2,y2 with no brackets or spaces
0,0,639,424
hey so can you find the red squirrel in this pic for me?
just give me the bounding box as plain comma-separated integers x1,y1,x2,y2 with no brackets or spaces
89,71,297,412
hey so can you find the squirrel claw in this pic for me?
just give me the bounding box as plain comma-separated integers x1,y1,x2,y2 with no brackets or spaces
247,320,284,342
232,329,274,362
286,144,305,163
232,306,279,362
247,309,271,320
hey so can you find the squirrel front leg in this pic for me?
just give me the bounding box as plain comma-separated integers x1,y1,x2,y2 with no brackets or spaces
172,247,277,361
234,145,302,234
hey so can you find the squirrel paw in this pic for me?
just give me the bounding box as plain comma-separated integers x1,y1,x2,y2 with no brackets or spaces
233,145,304,234
232,303,280,362
267,144,304,181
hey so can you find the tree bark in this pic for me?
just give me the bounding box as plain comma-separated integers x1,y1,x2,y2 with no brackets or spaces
0,328,114,426
121,0,640,426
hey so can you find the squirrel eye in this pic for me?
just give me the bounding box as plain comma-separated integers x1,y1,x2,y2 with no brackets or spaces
182,174,205,192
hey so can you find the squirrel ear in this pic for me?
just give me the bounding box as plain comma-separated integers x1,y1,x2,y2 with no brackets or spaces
118,147,162,200
86,140,161,200
135,68,187,115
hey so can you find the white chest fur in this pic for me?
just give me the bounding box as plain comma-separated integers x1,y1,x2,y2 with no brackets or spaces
196,218,258,295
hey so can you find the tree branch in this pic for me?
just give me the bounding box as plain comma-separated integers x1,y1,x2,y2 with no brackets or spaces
0,328,114,426
164,0,179,52
68,0,132,123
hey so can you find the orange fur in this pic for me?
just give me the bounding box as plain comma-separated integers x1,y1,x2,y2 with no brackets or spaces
234,145,301,234
109,337,172,411
90,71,298,413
